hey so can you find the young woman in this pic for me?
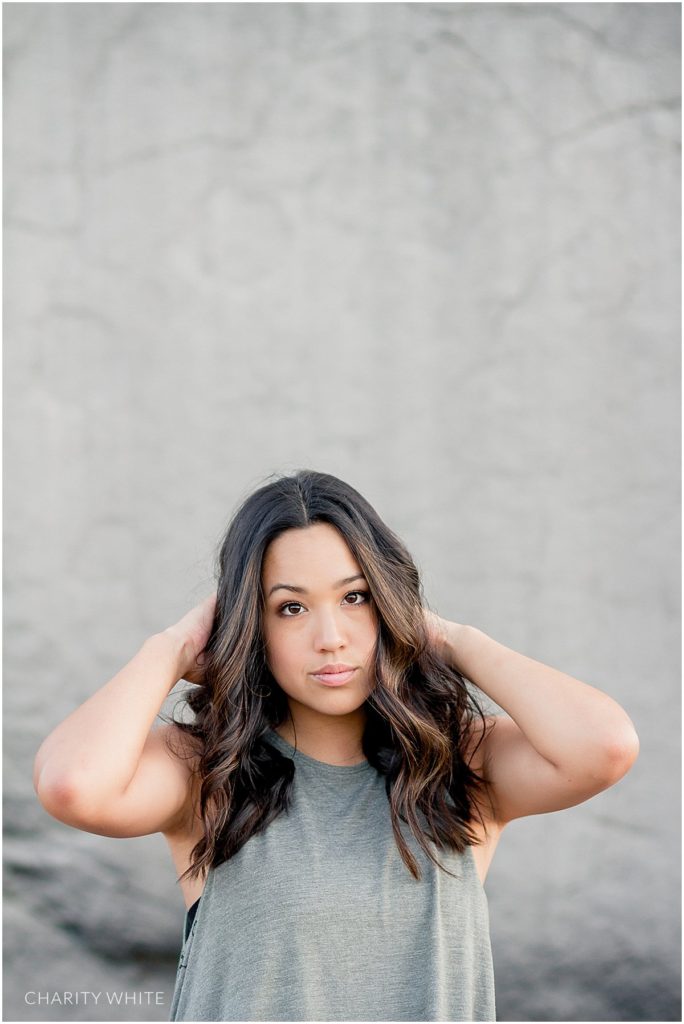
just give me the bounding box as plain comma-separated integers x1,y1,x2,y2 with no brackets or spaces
33,470,639,1023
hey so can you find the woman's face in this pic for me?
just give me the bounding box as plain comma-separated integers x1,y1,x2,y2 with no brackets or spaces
261,522,378,723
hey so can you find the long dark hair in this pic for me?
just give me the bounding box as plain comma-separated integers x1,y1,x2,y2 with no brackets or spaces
166,470,494,884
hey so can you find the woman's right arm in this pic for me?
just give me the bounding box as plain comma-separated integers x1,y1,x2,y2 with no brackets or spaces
32,593,216,839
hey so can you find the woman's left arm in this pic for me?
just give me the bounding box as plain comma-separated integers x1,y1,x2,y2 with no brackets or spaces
426,613,640,826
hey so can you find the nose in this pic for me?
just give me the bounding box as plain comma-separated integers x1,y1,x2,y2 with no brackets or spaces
312,606,347,653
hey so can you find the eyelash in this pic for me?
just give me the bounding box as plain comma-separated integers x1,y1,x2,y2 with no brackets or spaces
277,590,371,618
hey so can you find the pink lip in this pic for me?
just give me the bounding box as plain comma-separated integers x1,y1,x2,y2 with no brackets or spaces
311,668,357,687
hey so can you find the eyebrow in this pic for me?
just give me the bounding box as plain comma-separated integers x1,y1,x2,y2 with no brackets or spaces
267,574,367,598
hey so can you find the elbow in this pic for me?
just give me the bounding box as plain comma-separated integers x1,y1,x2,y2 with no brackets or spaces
34,768,120,831
598,725,640,783
34,770,87,822
34,777,71,814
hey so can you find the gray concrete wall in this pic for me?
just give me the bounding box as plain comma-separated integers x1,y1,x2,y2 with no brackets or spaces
4,3,680,1021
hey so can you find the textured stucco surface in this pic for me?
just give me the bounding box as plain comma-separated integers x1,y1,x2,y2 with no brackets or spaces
4,3,680,1021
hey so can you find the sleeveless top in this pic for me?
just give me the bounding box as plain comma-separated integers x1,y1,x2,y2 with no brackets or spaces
170,729,496,1022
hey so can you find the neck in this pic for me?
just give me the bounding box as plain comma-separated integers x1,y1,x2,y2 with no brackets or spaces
275,703,367,766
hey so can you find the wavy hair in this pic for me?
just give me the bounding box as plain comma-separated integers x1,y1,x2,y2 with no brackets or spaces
167,469,494,885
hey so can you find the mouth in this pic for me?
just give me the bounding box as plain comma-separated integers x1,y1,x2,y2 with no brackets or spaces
311,668,357,687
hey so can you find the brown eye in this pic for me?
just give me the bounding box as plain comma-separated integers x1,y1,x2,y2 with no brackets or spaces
279,602,304,617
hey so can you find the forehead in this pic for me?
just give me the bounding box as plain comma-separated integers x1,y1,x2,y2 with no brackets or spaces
262,523,360,581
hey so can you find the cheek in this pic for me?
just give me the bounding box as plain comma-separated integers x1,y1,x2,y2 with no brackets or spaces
363,611,379,644
264,623,300,672
262,622,281,670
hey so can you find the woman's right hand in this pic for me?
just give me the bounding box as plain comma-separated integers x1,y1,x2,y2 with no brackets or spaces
163,592,218,684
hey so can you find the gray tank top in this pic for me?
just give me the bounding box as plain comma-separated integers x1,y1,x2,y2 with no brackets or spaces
170,729,496,1022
